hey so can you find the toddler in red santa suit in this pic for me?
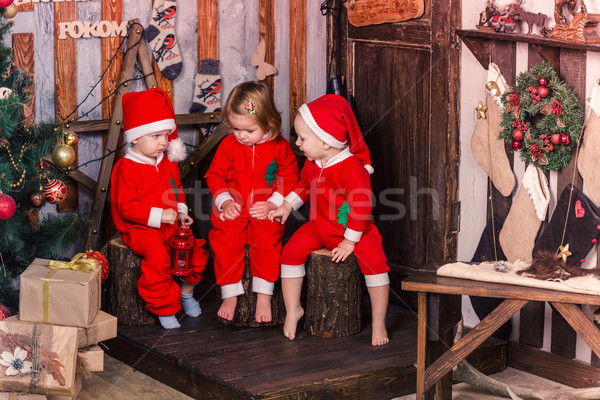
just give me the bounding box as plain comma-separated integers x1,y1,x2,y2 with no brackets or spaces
206,81,299,323
111,88,208,330
268,94,390,346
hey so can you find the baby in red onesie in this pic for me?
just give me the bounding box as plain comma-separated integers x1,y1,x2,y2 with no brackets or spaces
111,88,208,329
269,94,390,346
206,81,299,323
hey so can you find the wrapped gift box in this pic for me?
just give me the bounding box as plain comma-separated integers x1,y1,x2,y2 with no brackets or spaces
0,318,78,396
19,258,100,328
77,345,103,372
76,311,117,348
46,372,82,400
0,394,47,399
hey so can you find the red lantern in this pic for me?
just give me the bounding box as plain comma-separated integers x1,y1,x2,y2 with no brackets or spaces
167,226,195,276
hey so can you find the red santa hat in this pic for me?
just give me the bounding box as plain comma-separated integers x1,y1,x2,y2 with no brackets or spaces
122,88,186,162
298,94,374,174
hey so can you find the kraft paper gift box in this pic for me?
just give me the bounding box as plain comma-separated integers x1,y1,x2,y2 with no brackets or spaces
19,258,100,328
77,345,103,372
76,311,117,348
46,372,82,400
0,394,47,399
0,318,78,396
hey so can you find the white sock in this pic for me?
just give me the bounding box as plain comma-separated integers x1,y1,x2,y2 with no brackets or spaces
181,292,202,317
158,314,181,329
145,0,182,80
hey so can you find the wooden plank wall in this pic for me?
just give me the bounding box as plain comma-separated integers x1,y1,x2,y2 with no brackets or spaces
289,0,306,128
54,2,78,211
11,33,34,126
259,0,275,90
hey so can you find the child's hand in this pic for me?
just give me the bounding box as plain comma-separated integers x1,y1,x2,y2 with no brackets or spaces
268,202,292,224
249,201,276,220
331,239,356,263
178,212,193,228
161,208,178,224
221,200,242,221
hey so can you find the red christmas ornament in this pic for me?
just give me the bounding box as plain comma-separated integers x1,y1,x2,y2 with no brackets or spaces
0,193,16,220
0,304,11,321
537,86,550,98
537,77,548,87
512,129,524,141
168,226,195,276
82,250,110,282
511,140,523,150
560,134,570,146
0,0,14,8
550,133,561,145
36,160,50,171
43,179,68,204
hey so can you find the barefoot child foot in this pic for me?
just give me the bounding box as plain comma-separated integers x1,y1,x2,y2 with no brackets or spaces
371,320,389,346
283,306,304,340
255,293,273,323
218,296,237,320
368,284,390,346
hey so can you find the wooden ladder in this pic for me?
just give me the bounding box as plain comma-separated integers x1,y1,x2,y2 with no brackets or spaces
86,19,158,250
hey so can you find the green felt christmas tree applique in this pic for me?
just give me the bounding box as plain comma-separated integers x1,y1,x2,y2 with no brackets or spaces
337,202,350,229
264,159,278,187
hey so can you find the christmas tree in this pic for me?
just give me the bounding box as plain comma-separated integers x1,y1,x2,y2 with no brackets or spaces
264,159,278,187
0,18,87,313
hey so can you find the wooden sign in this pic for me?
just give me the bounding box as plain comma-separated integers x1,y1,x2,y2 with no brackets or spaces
345,0,425,27
57,20,127,39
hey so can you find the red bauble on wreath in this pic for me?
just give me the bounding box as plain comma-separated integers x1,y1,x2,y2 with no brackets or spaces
0,193,16,220
82,250,110,282
43,179,68,204
0,0,14,8
511,140,523,150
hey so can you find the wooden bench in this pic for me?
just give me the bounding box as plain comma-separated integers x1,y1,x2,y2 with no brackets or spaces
402,273,600,400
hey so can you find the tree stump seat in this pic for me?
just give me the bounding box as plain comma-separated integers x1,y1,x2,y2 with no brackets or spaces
304,249,362,338
105,236,157,326
218,247,286,327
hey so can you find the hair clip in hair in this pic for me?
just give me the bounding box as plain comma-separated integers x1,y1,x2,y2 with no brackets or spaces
245,100,256,115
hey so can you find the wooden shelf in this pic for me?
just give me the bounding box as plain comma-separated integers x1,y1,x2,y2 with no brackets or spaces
456,28,600,69
67,112,222,133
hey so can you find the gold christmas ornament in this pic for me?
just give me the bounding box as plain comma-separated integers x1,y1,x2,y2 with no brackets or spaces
3,4,18,19
63,131,78,146
51,144,75,168
475,101,487,119
557,244,572,262
485,81,501,97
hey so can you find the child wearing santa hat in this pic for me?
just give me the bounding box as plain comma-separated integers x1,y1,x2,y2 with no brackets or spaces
268,94,390,346
111,88,208,329
206,81,299,323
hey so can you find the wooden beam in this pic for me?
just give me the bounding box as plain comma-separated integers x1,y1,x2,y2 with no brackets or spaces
289,0,306,127
68,112,221,133
17,2,34,12
12,33,34,126
198,0,218,59
101,0,123,118
54,2,78,211
259,0,275,90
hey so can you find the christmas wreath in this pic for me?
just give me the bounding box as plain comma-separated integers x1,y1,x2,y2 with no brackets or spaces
499,61,583,171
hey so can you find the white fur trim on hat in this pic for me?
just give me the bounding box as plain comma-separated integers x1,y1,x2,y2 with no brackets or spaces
298,103,346,149
124,119,176,143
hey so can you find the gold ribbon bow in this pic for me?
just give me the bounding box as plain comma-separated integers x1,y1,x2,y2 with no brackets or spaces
43,253,101,324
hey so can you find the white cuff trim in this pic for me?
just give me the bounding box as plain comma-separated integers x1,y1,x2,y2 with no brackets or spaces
365,273,390,287
267,191,285,208
280,264,306,278
364,164,374,175
285,192,304,210
177,202,188,215
148,207,163,228
252,277,274,295
215,192,234,212
344,228,363,242
220,281,245,299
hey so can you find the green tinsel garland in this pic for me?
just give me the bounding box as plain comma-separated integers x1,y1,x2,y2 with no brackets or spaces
499,61,583,171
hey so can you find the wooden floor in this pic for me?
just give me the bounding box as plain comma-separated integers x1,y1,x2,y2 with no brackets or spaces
103,294,506,400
